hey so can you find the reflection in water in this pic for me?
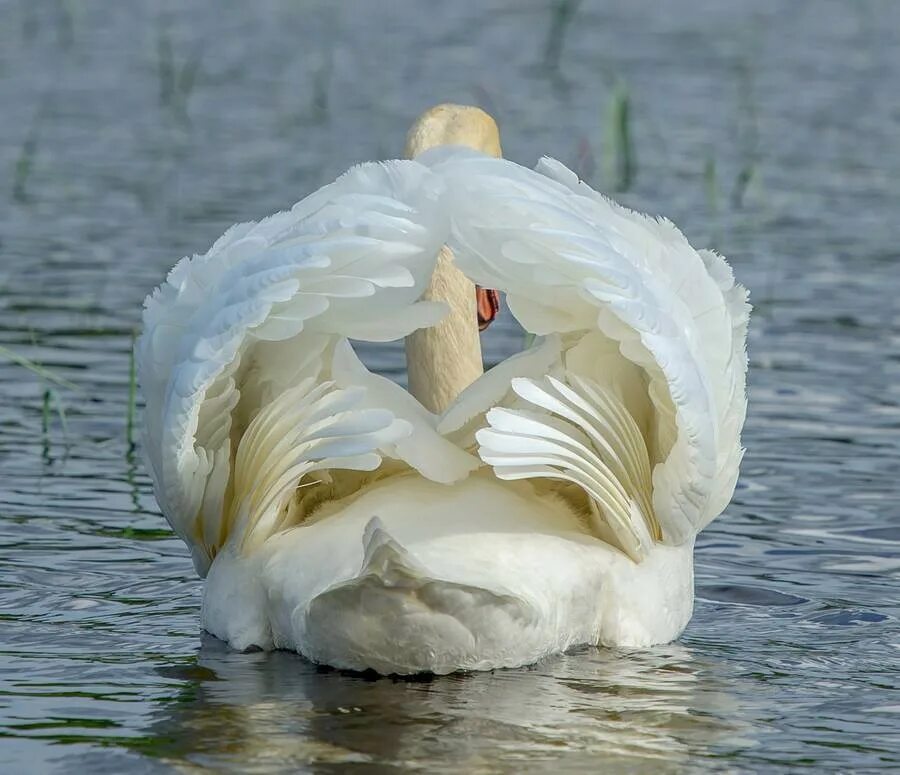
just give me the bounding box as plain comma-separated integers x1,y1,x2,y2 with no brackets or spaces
132,636,754,771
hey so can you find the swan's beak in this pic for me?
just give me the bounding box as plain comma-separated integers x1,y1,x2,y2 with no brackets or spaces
477,287,500,331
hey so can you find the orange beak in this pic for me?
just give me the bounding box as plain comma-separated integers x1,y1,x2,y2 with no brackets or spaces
476,287,501,331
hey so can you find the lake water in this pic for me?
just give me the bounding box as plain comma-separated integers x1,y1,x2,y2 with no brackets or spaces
1,1,898,771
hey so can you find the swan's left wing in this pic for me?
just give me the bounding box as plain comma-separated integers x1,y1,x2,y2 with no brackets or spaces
138,160,478,575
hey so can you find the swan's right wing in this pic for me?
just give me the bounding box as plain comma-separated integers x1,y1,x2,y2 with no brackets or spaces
431,153,749,560
138,161,478,575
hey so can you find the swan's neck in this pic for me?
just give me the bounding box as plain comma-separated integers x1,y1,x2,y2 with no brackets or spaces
405,246,483,414
402,103,502,414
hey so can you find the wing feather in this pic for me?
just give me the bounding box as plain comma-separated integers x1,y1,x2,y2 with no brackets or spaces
138,160,450,574
429,152,748,547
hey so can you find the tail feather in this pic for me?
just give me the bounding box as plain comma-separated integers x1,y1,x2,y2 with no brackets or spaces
359,517,428,582
303,517,538,674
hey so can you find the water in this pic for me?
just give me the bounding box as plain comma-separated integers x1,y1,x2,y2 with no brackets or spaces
1,0,898,771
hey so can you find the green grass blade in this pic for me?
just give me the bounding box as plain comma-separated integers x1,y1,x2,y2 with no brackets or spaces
126,331,137,449
604,82,636,192
0,344,77,390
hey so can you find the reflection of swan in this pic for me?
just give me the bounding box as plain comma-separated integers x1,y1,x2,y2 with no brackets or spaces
123,637,751,772
138,104,749,674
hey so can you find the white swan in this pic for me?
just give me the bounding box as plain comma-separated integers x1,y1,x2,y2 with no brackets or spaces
138,104,749,675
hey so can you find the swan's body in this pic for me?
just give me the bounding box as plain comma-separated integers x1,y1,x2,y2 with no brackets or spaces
138,105,749,674
204,476,694,674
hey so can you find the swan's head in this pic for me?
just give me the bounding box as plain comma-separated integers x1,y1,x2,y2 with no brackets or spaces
404,103,502,160
476,287,500,330
405,104,502,331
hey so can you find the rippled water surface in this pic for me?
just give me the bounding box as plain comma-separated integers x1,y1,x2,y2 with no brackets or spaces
1,1,898,771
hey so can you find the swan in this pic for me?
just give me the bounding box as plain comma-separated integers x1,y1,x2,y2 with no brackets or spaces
138,104,749,675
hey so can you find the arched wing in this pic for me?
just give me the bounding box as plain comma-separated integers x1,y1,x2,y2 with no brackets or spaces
138,160,478,575
431,153,749,559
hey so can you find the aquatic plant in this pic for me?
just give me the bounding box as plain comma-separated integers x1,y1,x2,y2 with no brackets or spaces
0,344,76,390
126,330,137,450
732,161,756,210
12,126,38,203
157,26,201,123
732,41,762,208
310,53,333,124
0,344,72,456
705,155,722,249
41,386,68,443
56,0,77,49
543,0,582,72
604,81,635,192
